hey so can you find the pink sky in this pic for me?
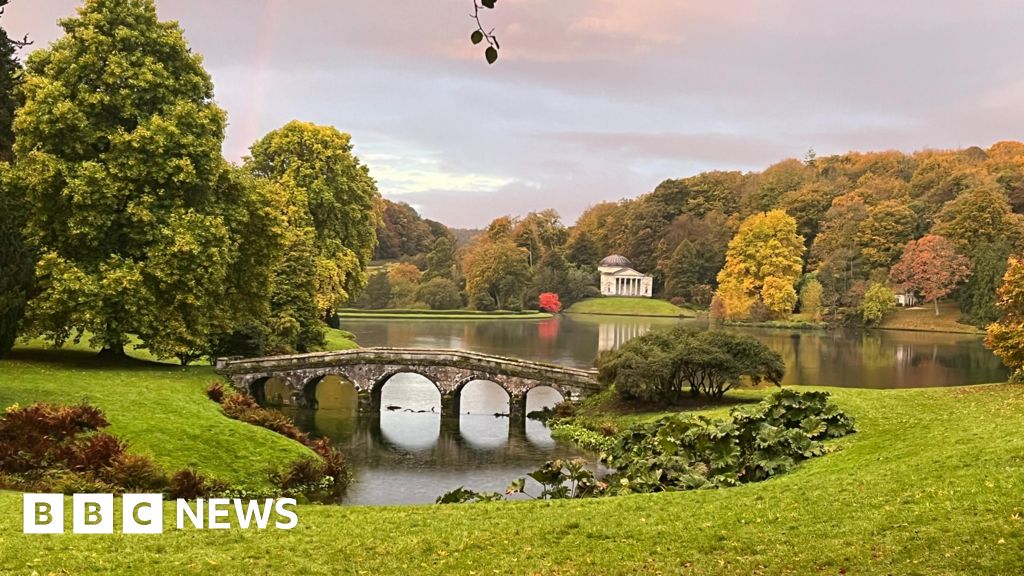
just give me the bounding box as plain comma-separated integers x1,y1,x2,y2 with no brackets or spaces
6,1,1024,227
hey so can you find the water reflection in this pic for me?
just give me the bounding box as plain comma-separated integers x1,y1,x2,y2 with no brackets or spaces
287,408,586,505
289,315,1007,505
342,316,1007,388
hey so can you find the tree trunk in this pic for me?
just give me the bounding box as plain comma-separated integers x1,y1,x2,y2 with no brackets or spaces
97,345,125,359
934,297,940,316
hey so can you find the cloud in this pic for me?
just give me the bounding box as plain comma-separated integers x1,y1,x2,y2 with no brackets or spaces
5,0,1024,228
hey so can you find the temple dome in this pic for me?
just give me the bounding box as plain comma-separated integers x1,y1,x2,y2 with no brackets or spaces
599,254,633,268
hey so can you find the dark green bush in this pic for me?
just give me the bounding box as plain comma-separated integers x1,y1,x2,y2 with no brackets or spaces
598,326,785,402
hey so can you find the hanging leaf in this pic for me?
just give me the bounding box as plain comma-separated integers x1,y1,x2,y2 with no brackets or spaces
485,46,498,64
471,30,484,45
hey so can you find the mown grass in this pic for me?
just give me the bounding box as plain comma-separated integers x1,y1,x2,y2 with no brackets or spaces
0,346,314,491
880,301,982,334
0,369,1021,574
566,297,696,318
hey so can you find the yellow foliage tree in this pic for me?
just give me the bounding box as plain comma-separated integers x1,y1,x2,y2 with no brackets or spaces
715,210,805,320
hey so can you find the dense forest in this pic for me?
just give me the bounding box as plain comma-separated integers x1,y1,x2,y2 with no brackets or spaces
361,143,1024,329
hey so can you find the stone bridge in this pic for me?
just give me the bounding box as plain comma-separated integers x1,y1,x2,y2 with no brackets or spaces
214,348,602,423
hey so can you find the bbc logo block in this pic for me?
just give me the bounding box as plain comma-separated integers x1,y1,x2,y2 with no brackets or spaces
23,494,298,534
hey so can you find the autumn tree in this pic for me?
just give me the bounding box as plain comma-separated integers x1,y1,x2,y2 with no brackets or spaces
715,210,805,320
538,293,562,314
856,200,918,271
931,180,1024,253
571,202,621,259
860,283,895,325
512,209,567,268
13,0,270,360
888,235,972,316
462,234,530,311
247,120,380,321
799,277,823,320
387,262,423,308
985,257,1024,379
374,199,436,260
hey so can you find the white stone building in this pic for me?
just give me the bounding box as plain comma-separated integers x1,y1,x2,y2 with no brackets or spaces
598,255,653,297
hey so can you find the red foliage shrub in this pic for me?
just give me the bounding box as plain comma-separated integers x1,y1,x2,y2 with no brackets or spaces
220,392,309,444
169,468,228,500
102,453,167,492
67,433,127,473
207,382,226,404
538,292,562,313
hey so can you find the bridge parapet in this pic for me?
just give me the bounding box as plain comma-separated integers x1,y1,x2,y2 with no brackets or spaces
214,347,603,423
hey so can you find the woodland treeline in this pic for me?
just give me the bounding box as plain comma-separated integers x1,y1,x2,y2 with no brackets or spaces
362,143,1024,329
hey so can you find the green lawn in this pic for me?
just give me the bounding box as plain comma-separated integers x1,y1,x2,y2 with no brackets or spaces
1,362,1021,574
338,308,553,320
566,297,696,317
880,300,983,334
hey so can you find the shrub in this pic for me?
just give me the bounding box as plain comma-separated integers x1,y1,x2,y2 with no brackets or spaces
169,468,229,500
436,487,504,504
0,402,168,495
272,444,350,504
598,326,785,402
538,292,562,313
603,390,855,493
669,296,687,307
102,453,168,492
206,381,226,403
213,390,349,502
221,392,309,444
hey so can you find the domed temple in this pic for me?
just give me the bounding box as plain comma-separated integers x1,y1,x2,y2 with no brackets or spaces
597,254,653,297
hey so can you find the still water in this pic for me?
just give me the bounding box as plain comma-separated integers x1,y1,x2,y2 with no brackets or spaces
291,315,1006,505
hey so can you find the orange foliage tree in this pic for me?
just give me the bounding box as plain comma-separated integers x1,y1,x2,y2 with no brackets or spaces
888,235,972,315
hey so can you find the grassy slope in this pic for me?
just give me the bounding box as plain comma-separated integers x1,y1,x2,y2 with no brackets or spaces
0,346,313,491
2,383,1022,574
879,301,982,334
567,297,696,317
0,329,360,490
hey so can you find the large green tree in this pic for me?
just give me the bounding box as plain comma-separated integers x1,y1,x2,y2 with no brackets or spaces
0,4,33,358
13,0,256,360
247,121,380,320
0,173,33,357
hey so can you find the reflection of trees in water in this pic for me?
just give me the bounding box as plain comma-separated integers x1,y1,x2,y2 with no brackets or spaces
341,318,1006,388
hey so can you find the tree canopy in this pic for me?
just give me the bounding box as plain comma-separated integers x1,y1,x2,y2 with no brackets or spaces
247,120,381,320
12,0,261,360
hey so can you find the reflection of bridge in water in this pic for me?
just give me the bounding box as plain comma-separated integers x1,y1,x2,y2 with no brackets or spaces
215,347,603,425
288,410,574,469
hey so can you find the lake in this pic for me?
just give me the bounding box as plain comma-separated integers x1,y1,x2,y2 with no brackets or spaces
289,315,1006,505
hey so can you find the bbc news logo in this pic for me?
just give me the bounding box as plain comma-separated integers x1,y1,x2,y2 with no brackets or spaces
23,494,298,534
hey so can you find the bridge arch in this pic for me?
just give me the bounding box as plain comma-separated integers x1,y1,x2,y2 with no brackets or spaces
302,372,359,411
372,370,444,412
454,378,512,415
251,375,293,407
526,385,568,414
